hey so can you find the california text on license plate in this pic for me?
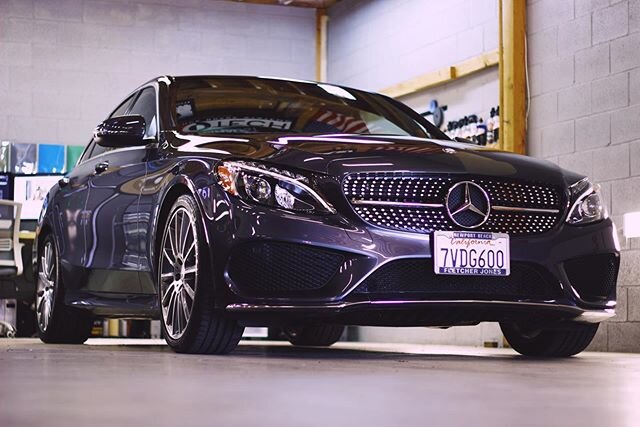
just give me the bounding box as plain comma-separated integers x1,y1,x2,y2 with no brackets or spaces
433,231,510,276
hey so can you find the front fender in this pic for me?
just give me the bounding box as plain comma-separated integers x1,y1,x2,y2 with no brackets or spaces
146,157,220,281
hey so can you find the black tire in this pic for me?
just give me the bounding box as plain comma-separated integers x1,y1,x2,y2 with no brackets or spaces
267,327,286,340
36,234,92,344
500,321,598,357
285,324,345,347
158,195,244,354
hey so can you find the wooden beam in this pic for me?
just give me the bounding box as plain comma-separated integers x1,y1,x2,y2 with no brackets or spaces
456,49,500,79
225,0,338,9
381,49,499,98
315,8,328,81
499,0,527,154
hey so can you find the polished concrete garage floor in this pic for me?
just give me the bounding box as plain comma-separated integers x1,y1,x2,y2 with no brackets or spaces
1,339,640,427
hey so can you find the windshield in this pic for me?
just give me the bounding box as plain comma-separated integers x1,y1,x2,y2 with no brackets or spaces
171,77,445,139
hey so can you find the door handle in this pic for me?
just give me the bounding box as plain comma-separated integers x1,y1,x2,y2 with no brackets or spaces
94,161,109,175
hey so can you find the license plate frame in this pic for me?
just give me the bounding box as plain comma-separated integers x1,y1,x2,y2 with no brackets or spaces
433,231,510,276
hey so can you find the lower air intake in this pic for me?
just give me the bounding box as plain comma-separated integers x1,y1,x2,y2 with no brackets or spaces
563,254,619,302
353,259,560,301
228,242,345,296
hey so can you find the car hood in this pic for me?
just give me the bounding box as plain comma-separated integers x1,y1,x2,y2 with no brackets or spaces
169,132,579,188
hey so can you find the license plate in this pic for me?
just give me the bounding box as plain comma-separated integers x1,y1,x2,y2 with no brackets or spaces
433,231,510,276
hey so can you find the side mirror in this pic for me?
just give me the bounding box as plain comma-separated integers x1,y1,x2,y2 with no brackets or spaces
94,115,146,147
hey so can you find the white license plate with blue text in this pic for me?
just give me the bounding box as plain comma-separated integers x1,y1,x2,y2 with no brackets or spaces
433,231,510,276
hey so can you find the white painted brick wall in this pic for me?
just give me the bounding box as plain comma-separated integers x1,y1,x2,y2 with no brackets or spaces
327,0,499,91
527,0,640,352
0,0,315,145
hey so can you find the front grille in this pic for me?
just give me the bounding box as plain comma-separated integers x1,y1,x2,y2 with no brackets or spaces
353,259,560,300
564,254,619,302
343,172,563,236
228,242,345,296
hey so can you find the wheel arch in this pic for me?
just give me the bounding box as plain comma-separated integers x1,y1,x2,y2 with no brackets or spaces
151,176,215,287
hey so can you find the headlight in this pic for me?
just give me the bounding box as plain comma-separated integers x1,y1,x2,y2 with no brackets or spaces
216,160,335,214
566,178,606,225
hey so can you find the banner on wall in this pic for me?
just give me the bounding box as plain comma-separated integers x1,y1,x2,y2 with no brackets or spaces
37,144,66,174
10,142,37,174
0,142,10,173
66,146,85,172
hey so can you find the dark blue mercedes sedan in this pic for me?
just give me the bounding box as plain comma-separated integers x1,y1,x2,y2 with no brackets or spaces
34,76,619,357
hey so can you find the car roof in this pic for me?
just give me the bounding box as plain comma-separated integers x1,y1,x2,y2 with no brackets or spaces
140,75,372,97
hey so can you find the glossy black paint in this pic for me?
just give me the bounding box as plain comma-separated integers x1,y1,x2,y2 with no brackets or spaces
36,76,619,326
94,115,147,148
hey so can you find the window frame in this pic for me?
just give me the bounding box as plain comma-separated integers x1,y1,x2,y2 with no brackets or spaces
126,86,159,140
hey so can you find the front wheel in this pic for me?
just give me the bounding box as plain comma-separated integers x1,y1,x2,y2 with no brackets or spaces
500,321,598,357
36,235,92,344
285,324,345,347
158,195,244,354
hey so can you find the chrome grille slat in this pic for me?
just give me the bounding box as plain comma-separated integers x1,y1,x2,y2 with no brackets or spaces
343,172,564,236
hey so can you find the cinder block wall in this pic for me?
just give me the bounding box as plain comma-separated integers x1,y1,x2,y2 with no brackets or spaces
527,0,640,352
0,0,315,146
328,0,499,91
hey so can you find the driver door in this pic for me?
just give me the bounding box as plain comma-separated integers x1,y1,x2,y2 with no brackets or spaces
82,88,156,294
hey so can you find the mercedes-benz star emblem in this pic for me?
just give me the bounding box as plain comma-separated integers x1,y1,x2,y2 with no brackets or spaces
445,181,491,228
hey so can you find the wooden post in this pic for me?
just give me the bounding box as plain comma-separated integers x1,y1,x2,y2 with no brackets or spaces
316,8,328,82
499,0,527,154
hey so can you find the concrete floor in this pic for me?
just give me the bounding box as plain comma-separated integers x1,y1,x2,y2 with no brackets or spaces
1,339,640,427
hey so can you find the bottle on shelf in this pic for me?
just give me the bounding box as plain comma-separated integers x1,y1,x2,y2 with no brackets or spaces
493,106,500,145
477,117,487,146
468,115,478,144
487,108,495,145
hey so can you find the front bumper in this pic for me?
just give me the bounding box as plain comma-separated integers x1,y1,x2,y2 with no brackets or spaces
207,193,619,326
226,300,615,327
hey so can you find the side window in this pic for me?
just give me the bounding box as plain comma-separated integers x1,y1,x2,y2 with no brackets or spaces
78,141,95,164
109,93,137,119
128,87,157,139
88,140,110,159
81,92,143,162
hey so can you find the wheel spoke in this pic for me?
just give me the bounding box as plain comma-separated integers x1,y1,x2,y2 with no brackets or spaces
183,281,195,299
184,240,196,261
178,212,186,254
168,291,177,334
180,292,190,324
183,265,197,275
168,221,177,258
42,247,49,279
174,213,181,255
38,271,53,289
46,245,53,277
162,248,175,265
171,293,181,333
42,247,48,278
162,281,177,306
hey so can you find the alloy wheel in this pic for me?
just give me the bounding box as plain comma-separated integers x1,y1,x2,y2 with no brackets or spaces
36,241,56,332
159,206,199,340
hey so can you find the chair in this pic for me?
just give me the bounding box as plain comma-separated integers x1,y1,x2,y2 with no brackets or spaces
0,200,23,277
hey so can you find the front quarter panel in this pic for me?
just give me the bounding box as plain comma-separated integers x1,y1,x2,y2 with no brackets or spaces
138,149,220,294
